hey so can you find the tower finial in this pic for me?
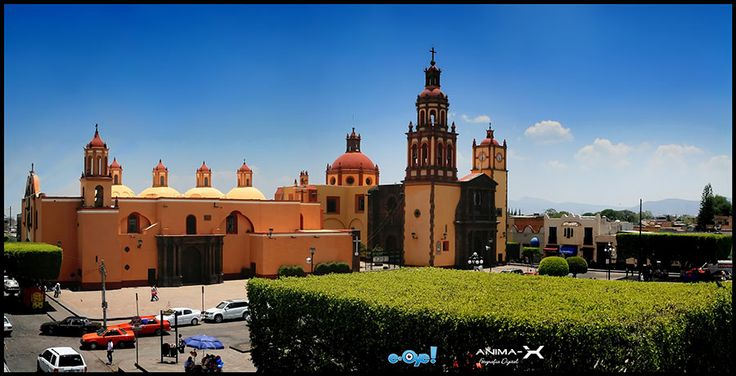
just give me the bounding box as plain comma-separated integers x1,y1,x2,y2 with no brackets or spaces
95,123,98,132
430,47,437,65
31,163,34,173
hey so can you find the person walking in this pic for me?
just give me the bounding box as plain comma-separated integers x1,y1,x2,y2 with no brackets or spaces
106,340,114,365
178,334,186,354
53,282,61,298
150,285,159,302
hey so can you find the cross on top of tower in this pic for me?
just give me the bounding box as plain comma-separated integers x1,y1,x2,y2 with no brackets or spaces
430,47,437,65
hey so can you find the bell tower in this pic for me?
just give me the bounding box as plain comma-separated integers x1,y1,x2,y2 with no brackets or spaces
109,158,122,185
196,161,212,187
405,48,458,183
80,124,113,207
152,159,169,187
237,160,253,187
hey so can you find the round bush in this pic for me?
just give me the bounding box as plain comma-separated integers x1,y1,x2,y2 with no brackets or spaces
538,256,570,277
314,263,331,276
566,256,588,277
278,265,305,278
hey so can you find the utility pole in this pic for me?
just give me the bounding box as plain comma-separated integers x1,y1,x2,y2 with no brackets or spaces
638,199,643,281
99,259,107,328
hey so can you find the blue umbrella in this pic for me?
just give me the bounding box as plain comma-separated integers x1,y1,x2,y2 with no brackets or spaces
184,335,224,350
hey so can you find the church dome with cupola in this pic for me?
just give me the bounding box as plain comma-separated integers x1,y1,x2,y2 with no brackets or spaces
183,161,224,198
138,159,181,198
109,158,136,198
326,128,379,187
225,160,266,200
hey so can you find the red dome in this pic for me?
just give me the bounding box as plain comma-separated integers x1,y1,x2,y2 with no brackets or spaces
109,158,121,169
153,159,167,171
419,87,445,98
238,162,252,172
330,152,377,171
197,161,211,172
480,138,500,146
87,127,105,148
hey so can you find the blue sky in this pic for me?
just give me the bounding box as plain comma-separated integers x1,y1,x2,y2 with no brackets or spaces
4,4,732,211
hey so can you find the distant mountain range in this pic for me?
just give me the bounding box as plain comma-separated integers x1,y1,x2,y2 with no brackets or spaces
507,197,715,217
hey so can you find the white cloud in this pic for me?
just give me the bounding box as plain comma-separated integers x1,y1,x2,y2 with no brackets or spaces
506,149,526,161
461,114,491,124
574,138,631,169
546,160,567,170
700,155,732,173
524,120,573,144
650,144,703,166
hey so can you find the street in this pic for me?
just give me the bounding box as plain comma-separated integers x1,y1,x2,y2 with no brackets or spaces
4,297,255,372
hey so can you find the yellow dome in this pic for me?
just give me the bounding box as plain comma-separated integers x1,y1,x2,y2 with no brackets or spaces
138,186,181,198
183,187,224,198
225,187,266,200
112,185,136,198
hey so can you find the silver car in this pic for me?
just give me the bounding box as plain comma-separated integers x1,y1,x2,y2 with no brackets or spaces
158,307,202,327
4,315,12,336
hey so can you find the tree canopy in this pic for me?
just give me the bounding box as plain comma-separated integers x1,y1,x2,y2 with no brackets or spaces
696,184,715,231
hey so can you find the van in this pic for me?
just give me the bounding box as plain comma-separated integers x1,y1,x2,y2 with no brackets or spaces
202,299,249,323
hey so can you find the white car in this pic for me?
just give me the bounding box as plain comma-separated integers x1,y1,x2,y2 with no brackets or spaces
202,299,249,323
37,347,87,373
4,315,12,336
158,307,201,327
4,275,20,298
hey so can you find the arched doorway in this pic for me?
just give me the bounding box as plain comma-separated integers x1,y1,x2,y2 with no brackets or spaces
186,215,197,234
181,246,202,284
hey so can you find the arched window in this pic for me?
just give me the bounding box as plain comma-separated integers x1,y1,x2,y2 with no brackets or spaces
226,213,238,234
128,213,140,233
186,215,197,235
113,175,119,185
246,178,250,186
103,157,107,175
411,144,418,167
159,176,165,187
86,156,92,175
440,110,445,125
421,143,429,166
204,177,209,187
346,176,355,185
437,143,444,166
447,145,453,166
420,110,425,126
430,111,436,125
94,185,104,207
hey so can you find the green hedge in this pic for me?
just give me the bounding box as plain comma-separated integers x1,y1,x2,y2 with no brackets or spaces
314,262,350,276
247,268,732,372
538,256,569,276
4,242,62,281
522,246,542,263
616,233,732,268
277,265,306,278
566,256,588,277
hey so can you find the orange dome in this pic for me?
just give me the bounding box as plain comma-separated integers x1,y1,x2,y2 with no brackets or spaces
109,158,121,169
87,125,106,148
153,159,167,171
330,152,377,171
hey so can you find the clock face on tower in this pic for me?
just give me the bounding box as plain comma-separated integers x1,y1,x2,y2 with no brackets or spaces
478,152,487,162
496,153,503,162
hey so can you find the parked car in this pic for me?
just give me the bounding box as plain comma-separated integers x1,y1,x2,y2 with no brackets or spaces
202,299,249,323
80,327,135,350
40,316,102,336
158,307,202,327
681,267,714,282
112,315,170,336
501,268,524,274
37,347,87,373
4,315,12,336
4,275,20,298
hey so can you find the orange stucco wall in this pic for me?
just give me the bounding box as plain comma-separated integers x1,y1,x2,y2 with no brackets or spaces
403,183,460,267
39,199,80,283
250,232,352,276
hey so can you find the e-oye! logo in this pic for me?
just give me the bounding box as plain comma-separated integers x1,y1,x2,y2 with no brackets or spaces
388,346,437,367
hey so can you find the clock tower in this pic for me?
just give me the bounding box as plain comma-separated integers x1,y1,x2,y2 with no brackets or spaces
471,124,508,259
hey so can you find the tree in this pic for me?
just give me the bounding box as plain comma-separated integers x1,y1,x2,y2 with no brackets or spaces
582,212,597,217
566,256,588,278
544,208,558,217
713,195,732,216
696,184,715,231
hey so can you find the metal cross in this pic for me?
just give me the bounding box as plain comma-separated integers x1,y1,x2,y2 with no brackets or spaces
430,47,437,61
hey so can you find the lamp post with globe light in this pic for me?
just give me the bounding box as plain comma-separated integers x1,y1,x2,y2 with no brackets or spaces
468,252,483,271
306,247,316,274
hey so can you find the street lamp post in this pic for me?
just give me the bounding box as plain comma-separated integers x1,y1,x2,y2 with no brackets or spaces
352,230,361,272
467,252,484,271
99,259,107,329
306,247,316,274
604,242,615,281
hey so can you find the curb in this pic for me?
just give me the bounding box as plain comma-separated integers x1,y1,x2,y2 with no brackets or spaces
134,362,148,372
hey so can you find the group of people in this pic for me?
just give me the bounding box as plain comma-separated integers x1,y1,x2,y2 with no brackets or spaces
184,354,224,373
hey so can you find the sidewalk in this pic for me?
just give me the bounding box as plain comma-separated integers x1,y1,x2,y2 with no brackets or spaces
47,279,256,373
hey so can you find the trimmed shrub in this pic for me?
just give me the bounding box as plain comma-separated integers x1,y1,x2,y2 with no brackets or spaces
566,256,588,277
277,265,305,278
247,268,732,373
314,262,351,275
538,256,569,277
522,246,542,263
4,242,62,281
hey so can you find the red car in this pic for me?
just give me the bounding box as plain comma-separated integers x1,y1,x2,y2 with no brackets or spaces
80,327,135,350
112,315,171,336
